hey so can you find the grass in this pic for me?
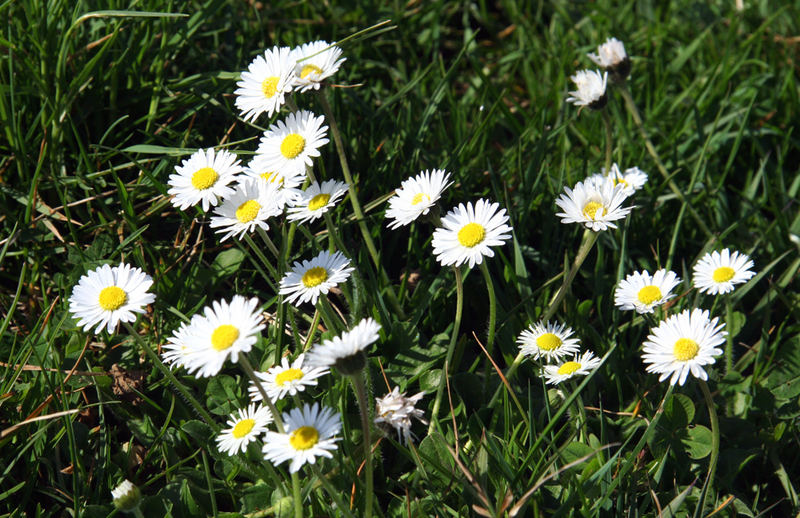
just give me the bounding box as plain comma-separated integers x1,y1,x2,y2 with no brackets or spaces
1,0,799,516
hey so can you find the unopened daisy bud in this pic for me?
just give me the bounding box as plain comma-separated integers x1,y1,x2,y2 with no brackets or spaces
588,37,631,82
566,69,608,110
111,479,141,513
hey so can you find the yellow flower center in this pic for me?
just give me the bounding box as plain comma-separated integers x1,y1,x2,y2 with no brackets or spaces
98,286,127,311
191,167,219,190
300,64,323,79
308,193,331,211
301,266,328,288
232,418,255,439
583,201,605,220
673,338,699,361
211,324,240,351
712,266,735,283
411,192,430,206
262,76,279,98
260,171,284,184
280,134,306,159
637,285,662,305
235,200,261,223
275,368,305,386
613,177,629,187
557,361,581,376
457,222,485,248
536,332,562,351
289,425,319,450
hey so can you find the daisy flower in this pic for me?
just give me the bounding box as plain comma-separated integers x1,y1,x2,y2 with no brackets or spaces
180,296,265,378
209,179,283,241
614,269,682,314
431,199,513,268
588,164,648,196
305,317,381,375
641,308,726,386
385,169,453,229
111,480,142,513
256,110,329,176
69,263,156,334
262,402,341,473
162,319,197,369
566,69,608,109
215,403,273,456
249,353,329,402
555,176,633,231
693,249,756,295
290,40,346,92
286,179,348,224
543,351,603,385
374,387,427,443
279,250,354,306
517,321,582,362
243,154,305,207
234,46,295,122
167,148,242,211
588,37,631,81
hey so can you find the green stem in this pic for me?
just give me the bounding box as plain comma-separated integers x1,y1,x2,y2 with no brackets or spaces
618,85,713,238
351,372,374,518
317,296,344,333
256,227,281,259
724,297,734,375
479,260,497,389
310,465,357,518
132,507,146,518
244,234,279,283
123,322,218,431
697,380,720,518
291,472,303,518
303,309,322,351
429,265,464,434
238,354,284,433
602,110,613,174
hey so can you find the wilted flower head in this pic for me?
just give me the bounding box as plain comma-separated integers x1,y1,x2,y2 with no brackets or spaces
111,480,142,513
374,387,427,443
566,69,608,110
588,37,631,81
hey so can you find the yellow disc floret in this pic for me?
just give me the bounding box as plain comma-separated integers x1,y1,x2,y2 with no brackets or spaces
557,361,581,376
712,266,735,283
289,426,319,450
191,167,219,190
411,193,430,206
236,200,261,223
673,338,699,361
262,76,279,98
300,64,323,79
301,266,328,288
536,333,562,351
275,368,305,387
211,324,240,351
280,134,306,159
308,193,331,211
98,286,127,311
457,222,486,248
637,285,663,305
583,201,605,220
232,418,255,439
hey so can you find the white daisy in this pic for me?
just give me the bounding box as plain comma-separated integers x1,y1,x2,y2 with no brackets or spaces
69,263,156,334
215,403,273,456
588,37,630,75
542,351,603,385
243,154,305,207
209,179,283,241
162,319,197,369
566,69,608,109
641,308,726,386
588,164,648,197
555,176,633,231
290,40,346,92
111,479,141,513
167,148,242,211
180,296,266,378
255,110,329,176
234,46,295,122
517,321,582,362
693,249,756,295
374,387,427,443
249,353,329,402
279,250,354,306
431,199,513,268
262,402,341,473
286,179,348,224
614,269,682,314
305,317,381,375
385,169,453,229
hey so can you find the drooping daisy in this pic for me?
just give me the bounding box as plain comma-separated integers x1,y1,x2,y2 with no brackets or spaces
542,351,603,385
180,296,266,378
286,179,348,224
555,176,633,231
614,269,682,314
249,353,329,402
69,263,156,334
385,169,453,229
588,164,648,196
209,179,283,241
566,69,608,109
110,480,142,513
215,403,273,456
243,154,305,207
234,46,295,122
168,148,242,211
641,308,726,386
517,321,582,362
431,199,513,268
262,402,341,473
693,249,756,295
305,317,381,375
588,37,631,81
279,250,354,306
374,387,427,443
290,40,346,92
256,110,329,176
162,319,197,369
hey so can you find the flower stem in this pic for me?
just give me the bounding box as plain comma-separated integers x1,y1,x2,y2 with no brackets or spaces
618,85,713,238
244,233,280,284
479,260,497,389
351,372,374,518
697,380,720,517
310,465,357,518
256,226,281,259
724,297,734,374
429,265,464,434
291,472,303,518
303,309,322,351
603,110,613,174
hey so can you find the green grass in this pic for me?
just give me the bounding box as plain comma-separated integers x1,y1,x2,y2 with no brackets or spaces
2,0,799,516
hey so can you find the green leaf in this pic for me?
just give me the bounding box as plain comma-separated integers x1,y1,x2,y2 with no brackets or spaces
765,335,800,400
561,442,595,472
681,425,712,460
181,420,213,445
212,248,246,277
663,393,695,428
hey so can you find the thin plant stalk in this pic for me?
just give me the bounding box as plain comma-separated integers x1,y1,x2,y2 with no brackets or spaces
256,226,281,259
429,265,464,434
351,372,374,518
310,465,358,518
479,260,497,388
724,297,735,374
697,380,720,518
303,309,322,351
603,110,613,174
244,234,280,283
